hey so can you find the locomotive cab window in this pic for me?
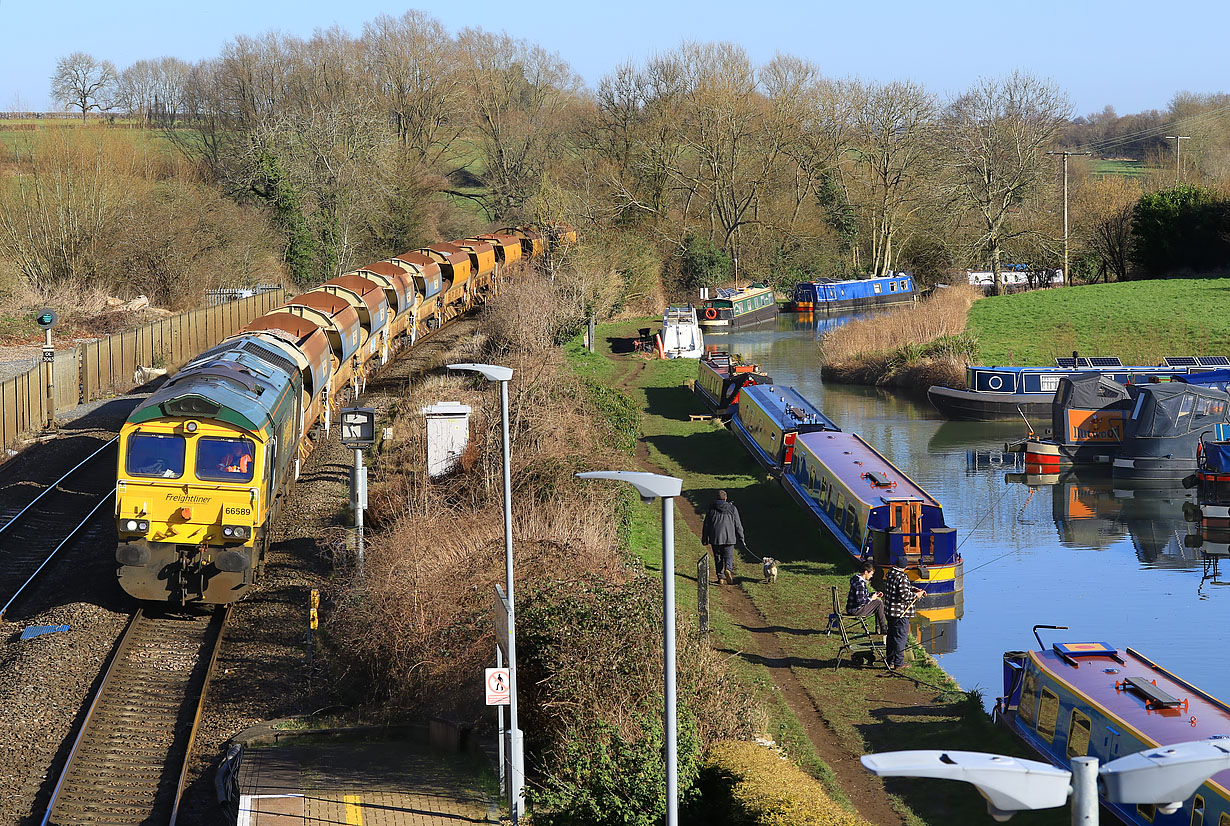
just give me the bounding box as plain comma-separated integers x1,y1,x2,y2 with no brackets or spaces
196,437,256,482
126,433,185,478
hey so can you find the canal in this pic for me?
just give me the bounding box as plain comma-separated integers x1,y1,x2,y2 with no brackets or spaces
716,312,1224,702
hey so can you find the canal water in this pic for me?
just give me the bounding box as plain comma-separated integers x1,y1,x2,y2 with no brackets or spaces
715,312,1225,702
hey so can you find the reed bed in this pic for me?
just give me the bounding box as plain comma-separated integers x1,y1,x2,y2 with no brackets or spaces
820,284,982,391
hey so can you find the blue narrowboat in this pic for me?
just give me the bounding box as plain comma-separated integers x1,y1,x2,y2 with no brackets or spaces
1197,425,1230,554
1113,382,1230,484
729,383,838,473
784,274,916,313
928,356,1229,421
998,637,1230,826
780,430,961,609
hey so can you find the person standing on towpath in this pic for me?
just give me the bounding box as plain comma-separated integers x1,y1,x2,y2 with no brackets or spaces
701,490,745,585
883,561,926,670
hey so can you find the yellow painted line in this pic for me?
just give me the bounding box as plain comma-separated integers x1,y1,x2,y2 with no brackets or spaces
344,794,363,825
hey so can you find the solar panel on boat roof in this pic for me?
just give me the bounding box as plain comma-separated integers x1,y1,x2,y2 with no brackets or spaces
1199,357,1230,366
1055,357,1077,368
1087,357,1122,367
1165,356,1199,367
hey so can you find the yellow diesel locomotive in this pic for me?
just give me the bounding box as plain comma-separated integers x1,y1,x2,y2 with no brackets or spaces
114,226,569,604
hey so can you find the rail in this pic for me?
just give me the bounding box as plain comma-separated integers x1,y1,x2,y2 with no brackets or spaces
41,606,230,826
0,436,120,619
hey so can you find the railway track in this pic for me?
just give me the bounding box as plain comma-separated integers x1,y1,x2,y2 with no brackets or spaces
42,606,229,826
0,436,119,620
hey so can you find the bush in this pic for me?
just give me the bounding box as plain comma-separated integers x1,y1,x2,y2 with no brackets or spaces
692,741,873,826
680,235,732,290
1130,185,1230,277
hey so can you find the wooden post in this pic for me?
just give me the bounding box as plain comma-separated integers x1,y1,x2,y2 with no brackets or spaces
697,556,710,635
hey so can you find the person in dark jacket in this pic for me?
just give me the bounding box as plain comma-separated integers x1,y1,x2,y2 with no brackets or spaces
883,561,925,670
701,490,745,584
845,561,886,635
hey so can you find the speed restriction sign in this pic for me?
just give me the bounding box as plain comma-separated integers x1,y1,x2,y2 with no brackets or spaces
485,667,510,706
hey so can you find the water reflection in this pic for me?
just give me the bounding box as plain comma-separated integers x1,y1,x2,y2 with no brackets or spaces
717,311,1230,699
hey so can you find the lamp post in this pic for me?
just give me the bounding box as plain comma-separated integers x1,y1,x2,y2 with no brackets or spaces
575,470,683,826
860,740,1230,824
448,362,521,821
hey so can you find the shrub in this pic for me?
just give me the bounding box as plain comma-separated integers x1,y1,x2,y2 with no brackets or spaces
680,235,732,290
1130,185,1230,277
693,741,873,826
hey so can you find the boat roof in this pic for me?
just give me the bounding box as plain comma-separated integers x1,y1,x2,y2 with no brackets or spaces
806,274,912,287
1030,644,1230,791
740,383,837,430
709,284,772,300
794,430,939,507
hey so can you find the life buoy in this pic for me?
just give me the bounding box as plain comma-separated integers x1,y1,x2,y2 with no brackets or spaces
704,307,718,320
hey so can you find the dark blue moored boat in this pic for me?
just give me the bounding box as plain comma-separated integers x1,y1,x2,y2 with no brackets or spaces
1113,382,1230,484
729,383,837,473
784,274,916,313
1020,373,1134,470
998,634,1230,826
928,357,1228,421
779,430,961,611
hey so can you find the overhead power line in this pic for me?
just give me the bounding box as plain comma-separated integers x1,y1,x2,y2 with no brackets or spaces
1165,135,1191,182
1072,103,1230,155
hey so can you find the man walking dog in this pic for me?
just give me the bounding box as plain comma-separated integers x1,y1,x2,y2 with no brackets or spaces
701,490,745,584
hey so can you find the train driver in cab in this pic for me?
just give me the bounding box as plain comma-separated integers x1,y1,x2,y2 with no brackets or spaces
220,443,254,476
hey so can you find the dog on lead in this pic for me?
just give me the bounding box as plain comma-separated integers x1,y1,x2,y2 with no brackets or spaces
762,557,778,583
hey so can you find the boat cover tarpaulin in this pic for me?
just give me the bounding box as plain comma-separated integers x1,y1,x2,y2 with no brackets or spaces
1204,442,1230,473
1052,373,1133,445
1180,369,1230,392
1122,383,1230,459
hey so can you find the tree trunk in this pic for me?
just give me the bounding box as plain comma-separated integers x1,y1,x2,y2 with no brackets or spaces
990,243,1004,297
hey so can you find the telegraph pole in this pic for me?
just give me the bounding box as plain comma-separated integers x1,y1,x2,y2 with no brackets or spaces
1047,151,1090,286
1165,136,1191,183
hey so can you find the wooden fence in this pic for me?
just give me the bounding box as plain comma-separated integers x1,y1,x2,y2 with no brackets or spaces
0,291,287,452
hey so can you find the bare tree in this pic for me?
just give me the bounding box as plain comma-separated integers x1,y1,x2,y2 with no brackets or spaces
362,11,466,165
846,80,938,276
940,72,1070,294
51,52,118,122
1074,173,1141,282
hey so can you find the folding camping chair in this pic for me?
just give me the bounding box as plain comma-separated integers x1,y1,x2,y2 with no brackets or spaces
828,584,886,669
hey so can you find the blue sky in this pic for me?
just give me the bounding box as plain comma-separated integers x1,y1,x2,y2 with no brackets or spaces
2,0,1226,116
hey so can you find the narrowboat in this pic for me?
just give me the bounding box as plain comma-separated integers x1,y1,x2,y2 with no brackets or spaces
729,383,838,473
780,429,961,610
1019,373,1134,471
1113,383,1230,484
694,352,772,417
783,274,916,313
928,356,1228,421
998,635,1230,826
697,284,776,329
660,305,704,359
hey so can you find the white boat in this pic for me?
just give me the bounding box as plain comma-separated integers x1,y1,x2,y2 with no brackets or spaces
661,305,704,359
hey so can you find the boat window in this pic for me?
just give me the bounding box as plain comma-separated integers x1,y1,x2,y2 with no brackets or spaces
875,283,883,294
1018,670,1038,725
847,506,860,539
125,432,186,479
1217,811,1228,826
1036,688,1059,741
900,280,908,290
834,492,845,518
1138,803,1155,822
1191,794,1204,826
195,436,257,482
1066,709,1091,758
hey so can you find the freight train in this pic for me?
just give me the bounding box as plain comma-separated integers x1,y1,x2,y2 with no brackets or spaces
114,226,567,604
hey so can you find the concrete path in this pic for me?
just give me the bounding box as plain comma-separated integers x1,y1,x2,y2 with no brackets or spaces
237,740,494,826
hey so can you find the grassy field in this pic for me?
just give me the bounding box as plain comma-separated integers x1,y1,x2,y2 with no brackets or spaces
1093,158,1152,178
567,325,1066,826
968,278,1230,365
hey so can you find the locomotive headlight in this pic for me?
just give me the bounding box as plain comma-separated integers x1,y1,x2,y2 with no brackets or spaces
126,519,138,532
222,526,234,537
221,525,249,540
124,519,149,534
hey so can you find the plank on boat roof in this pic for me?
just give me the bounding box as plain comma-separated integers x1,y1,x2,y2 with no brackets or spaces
1119,675,1183,708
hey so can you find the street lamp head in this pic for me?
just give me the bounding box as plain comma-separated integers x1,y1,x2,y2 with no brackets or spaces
860,750,1072,820
1099,740,1230,814
448,363,514,383
576,470,682,502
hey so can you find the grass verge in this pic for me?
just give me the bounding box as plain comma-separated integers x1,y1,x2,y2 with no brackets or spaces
571,319,1067,826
